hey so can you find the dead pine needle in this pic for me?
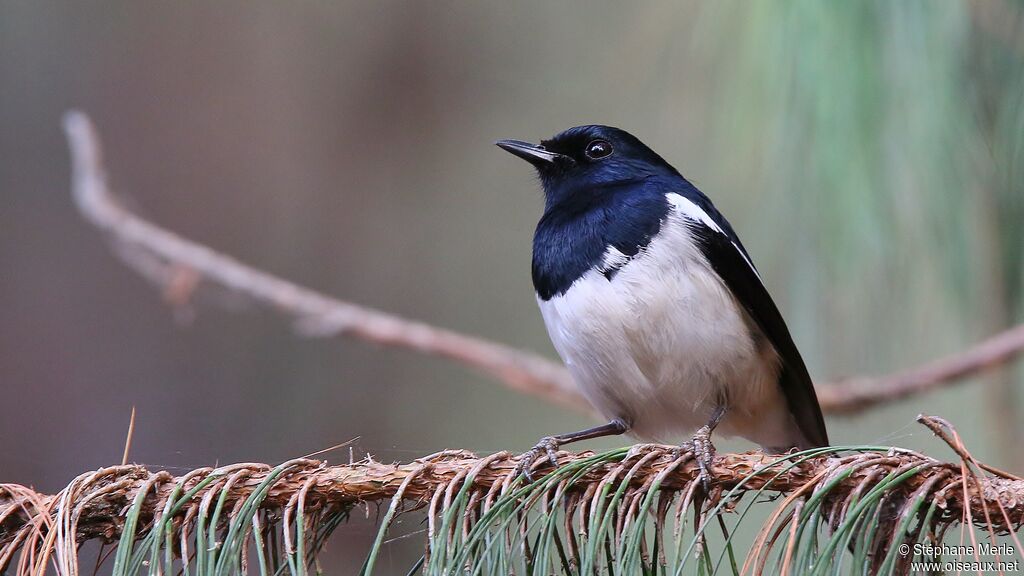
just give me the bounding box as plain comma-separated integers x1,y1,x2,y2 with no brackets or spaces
121,406,136,466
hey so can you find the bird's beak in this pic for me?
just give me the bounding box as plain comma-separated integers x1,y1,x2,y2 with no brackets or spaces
495,139,568,168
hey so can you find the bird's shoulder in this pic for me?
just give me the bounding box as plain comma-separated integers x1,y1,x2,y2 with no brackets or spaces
663,186,758,271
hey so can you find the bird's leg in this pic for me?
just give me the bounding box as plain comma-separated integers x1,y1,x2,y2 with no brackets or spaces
515,419,629,481
676,405,727,493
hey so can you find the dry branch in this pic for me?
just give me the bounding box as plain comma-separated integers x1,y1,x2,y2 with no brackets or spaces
817,325,1024,413
62,111,1024,416
62,112,581,412
0,451,1017,542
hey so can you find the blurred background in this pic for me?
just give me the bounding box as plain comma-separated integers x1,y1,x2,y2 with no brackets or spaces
2,1,1023,571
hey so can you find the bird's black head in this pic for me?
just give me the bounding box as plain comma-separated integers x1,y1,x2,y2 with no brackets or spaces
496,125,680,210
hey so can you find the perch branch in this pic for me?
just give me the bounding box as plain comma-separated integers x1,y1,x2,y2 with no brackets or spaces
62,111,1024,416
1,444,1022,564
3,417,1021,574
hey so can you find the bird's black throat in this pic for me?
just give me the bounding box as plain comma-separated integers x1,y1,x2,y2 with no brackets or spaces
531,187,670,300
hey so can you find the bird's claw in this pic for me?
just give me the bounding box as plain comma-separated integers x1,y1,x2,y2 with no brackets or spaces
692,425,716,493
674,426,716,493
514,436,561,482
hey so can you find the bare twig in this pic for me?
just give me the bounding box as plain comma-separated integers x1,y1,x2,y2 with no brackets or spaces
62,111,582,412
61,111,1024,416
817,325,1024,413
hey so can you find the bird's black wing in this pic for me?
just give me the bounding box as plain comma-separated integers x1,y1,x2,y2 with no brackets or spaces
677,191,829,449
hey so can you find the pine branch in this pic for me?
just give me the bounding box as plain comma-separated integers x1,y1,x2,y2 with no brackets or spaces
2,417,1022,575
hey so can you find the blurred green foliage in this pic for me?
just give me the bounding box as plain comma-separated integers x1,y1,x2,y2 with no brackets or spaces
698,2,1023,370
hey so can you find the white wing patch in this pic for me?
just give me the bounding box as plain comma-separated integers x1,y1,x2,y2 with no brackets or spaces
599,246,630,274
665,192,763,283
666,192,723,233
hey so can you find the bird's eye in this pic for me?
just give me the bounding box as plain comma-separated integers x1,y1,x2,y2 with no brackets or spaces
584,139,613,160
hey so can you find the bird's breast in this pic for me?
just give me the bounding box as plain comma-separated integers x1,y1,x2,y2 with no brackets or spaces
537,203,783,441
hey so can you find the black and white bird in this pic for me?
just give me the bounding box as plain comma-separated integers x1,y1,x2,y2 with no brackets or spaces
496,125,828,485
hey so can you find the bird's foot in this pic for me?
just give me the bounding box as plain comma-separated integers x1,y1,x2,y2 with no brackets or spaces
676,425,717,493
514,436,561,482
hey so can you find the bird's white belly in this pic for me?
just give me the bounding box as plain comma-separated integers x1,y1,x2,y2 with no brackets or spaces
537,212,796,447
